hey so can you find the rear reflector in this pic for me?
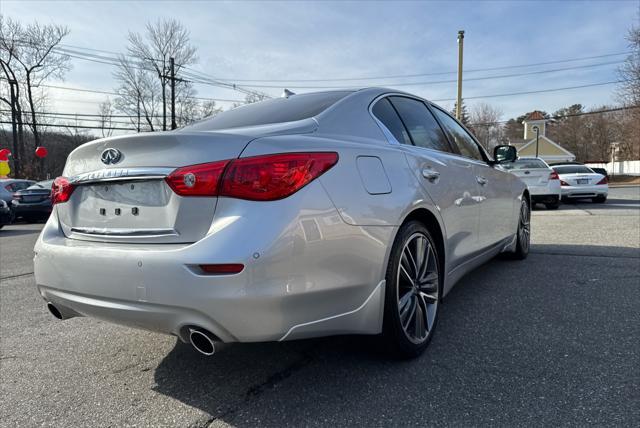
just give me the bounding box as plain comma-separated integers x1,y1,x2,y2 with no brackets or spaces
220,152,339,201
51,177,75,204
165,160,230,197
199,264,244,274
597,177,608,185
549,171,559,180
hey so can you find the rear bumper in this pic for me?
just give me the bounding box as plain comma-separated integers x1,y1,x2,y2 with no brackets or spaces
34,182,390,343
561,184,608,199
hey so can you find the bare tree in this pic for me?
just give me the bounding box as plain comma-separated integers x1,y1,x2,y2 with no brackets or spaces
2,18,70,148
469,102,503,150
113,56,160,132
98,99,115,138
617,13,640,107
199,99,223,119
125,19,197,130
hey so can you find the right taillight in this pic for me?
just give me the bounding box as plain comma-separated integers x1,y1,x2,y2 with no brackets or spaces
597,176,608,185
560,180,570,186
51,177,75,204
220,152,338,201
549,171,559,180
166,152,339,201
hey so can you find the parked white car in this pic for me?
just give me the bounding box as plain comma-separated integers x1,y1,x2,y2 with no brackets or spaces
502,158,560,209
552,164,608,203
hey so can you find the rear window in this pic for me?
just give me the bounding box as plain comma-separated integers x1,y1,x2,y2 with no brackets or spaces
503,159,548,170
185,91,353,131
553,165,594,174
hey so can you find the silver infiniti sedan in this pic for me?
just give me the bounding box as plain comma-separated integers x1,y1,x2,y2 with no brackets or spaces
35,88,529,357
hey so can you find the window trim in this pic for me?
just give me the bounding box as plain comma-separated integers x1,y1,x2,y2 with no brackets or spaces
427,104,492,164
369,94,457,154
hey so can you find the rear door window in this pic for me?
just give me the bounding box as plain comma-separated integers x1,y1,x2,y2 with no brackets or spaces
387,97,452,153
371,98,411,145
431,107,484,161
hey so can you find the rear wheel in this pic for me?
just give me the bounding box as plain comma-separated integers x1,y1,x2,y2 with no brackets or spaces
382,221,440,358
592,196,607,203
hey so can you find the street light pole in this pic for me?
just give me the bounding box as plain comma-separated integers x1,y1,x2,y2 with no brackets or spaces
456,30,464,121
533,125,540,158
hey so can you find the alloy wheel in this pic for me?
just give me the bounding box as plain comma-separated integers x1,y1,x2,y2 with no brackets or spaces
518,201,530,253
397,232,439,344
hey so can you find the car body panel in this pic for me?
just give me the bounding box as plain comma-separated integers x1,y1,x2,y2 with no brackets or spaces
34,87,526,344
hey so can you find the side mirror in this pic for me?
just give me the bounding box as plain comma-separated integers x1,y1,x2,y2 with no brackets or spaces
493,145,517,164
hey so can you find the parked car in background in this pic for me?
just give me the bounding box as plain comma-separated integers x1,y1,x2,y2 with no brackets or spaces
0,199,11,229
590,167,609,180
552,164,608,203
0,179,36,203
502,157,560,209
35,88,531,358
12,180,54,223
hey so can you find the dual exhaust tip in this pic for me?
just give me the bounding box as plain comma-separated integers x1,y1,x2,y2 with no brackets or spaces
46,302,218,357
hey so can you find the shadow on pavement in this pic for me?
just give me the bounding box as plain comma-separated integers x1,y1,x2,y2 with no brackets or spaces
152,243,640,426
0,227,42,237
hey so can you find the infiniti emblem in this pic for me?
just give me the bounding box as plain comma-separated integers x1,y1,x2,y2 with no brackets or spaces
100,148,122,165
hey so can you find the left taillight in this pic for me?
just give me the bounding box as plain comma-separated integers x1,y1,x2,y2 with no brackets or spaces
549,171,559,180
597,176,608,185
51,177,75,205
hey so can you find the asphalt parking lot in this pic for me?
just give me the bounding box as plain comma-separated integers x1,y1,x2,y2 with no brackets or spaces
1,186,639,427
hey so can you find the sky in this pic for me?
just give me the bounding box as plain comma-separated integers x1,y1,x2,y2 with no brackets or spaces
1,0,638,130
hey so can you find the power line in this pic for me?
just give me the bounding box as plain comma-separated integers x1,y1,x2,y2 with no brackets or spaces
211,60,625,89
431,80,629,102
469,105,640,126
206,51,633,83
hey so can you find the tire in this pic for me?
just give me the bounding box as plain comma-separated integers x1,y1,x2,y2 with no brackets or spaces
509,197,530,260
592,196,606,203
382,221,441,358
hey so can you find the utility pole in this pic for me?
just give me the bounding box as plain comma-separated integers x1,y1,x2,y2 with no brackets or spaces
136,93,141,132
170,57,176,130
8,79,19,177
456,30,465,121
533,125,540,158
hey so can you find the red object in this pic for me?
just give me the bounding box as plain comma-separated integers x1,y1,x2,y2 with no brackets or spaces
51,177,75,204
560,180,570,186
165,152,339,201
549,171,559,180
0,148,10,161
199,264,245,275
597,176,608,185
35,146,48,158
165,160,230,197
220,152,339,201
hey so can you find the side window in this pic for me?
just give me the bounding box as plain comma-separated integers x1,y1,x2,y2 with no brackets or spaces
371,98,411,145
432,107,484,161
388,97,452,153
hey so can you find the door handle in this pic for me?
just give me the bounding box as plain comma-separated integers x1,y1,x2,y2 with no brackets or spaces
422,168,440,182
476,176,488,185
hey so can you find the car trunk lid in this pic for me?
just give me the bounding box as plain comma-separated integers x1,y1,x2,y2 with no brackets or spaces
57,131,255,244
509,168,551,187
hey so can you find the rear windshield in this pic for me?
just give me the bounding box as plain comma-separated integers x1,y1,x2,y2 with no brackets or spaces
185,91,353,131
502,159,548,170
553,165,594,174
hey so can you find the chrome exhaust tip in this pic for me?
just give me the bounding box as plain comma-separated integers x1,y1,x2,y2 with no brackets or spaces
46,302,76,320
46,302,64,320
188,328,217,356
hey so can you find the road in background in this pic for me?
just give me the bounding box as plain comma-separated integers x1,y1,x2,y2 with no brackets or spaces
1,187,638,427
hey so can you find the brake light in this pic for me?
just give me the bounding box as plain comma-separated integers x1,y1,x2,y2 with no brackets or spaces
51,177,75,204
549,171,559,180
597,176,608,185
220,152,338,201
560,180,570,186
165,160,230,197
